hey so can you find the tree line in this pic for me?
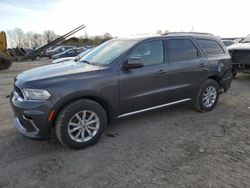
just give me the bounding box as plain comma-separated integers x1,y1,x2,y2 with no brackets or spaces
6,28,113,49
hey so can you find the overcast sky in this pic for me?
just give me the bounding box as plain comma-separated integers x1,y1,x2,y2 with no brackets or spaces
0,0,249,38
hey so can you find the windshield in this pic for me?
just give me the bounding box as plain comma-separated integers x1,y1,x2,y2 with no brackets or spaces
74,49,92,60
78,39,138,66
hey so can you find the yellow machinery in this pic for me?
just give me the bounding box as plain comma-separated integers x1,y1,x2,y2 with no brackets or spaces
0,31,7,52
0,25,85,70
0,31,12,70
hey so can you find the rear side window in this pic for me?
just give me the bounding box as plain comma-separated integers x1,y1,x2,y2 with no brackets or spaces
198,39,224,55
168,39,199,62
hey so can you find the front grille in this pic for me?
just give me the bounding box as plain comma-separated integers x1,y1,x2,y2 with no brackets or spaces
14,85,25,99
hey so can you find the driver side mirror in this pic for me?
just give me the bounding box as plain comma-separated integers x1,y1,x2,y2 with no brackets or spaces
123,57,144,69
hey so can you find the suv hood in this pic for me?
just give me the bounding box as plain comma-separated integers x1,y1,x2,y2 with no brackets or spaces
228,42,250,51
16,60,102,83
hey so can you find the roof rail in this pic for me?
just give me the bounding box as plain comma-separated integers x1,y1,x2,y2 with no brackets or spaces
162,32,213,36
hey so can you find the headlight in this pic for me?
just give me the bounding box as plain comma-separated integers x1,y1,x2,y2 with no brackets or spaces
23,89,51,100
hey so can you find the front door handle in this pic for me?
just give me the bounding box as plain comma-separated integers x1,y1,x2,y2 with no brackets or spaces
157,70,168,75
199,63,207,67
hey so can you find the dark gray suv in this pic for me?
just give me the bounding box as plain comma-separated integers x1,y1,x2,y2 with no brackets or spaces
10,33,232,149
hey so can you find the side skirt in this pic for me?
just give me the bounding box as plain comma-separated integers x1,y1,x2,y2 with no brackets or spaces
117,98,191,118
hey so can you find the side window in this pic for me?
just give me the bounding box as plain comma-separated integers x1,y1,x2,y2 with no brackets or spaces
76,49,83,53
168,39,199,62
67,50,75,54
129,40,164,66
198,39,225,55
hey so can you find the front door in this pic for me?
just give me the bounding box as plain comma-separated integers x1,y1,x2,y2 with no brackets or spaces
119,40,170,115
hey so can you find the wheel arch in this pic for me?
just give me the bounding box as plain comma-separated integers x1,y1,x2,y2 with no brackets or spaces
207,74,221,85
51,93,115,127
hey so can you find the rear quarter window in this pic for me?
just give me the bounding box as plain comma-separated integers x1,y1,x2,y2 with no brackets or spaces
198,39,225,55
168,39,199,62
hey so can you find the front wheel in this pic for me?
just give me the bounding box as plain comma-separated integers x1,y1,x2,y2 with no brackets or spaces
55,99,107,149
193,79,219,112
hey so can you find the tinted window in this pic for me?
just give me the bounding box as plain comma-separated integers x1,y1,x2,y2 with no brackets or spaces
67,50,75,54
129,40,164,66
198,39,224,55
76,49,83,53
168,39,199,62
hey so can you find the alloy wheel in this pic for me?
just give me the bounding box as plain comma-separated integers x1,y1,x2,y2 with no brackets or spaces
67,110,100,142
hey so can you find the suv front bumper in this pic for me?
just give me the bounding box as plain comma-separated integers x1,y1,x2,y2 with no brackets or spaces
10,91,53,140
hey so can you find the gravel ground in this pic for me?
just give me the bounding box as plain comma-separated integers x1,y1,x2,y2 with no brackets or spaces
0,60,250,188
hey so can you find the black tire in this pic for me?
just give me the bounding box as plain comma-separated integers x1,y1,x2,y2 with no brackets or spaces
55,99,107,149
193,79,219,112
0,58,12,70
32,55,40,61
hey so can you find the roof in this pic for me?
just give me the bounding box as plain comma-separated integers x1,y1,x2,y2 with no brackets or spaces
117,32,218,42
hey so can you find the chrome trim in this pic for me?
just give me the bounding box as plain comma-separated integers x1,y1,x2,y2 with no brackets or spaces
117,98,191,118
22,115,40,132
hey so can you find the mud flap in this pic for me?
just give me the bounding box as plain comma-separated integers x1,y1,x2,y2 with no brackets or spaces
219,71,233,92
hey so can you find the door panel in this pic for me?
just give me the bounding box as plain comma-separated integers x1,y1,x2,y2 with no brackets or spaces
167,38,210,101
119,40,170,114
169,58,208,100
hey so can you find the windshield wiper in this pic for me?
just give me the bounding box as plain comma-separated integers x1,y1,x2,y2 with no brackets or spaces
80,60,92,64
79,60,99,66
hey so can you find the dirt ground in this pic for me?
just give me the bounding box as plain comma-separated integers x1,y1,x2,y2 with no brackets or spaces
0,60,250,188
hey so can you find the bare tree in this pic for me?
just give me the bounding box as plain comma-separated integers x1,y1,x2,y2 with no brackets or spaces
24,32,45,48
7,29,57,48
32,33,46,48
7,28,25,47
43,30,57,43
103,33,112,39
156,29,162,35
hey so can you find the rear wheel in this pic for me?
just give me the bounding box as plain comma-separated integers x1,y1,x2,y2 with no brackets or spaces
193,79,219,112
55,99,107,149
32,55,40,61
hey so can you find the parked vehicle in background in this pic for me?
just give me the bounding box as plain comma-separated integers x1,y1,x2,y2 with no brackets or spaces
52,56,75,64
84,45,93,49
46,46,74,58
228,35,250,77
45,46,58,54
52,49,92,64
10,33,232,149
222,40,235,47
52,47,86,60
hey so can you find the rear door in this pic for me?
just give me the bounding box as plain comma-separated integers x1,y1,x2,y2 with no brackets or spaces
167,38,209,101
119,40,170,115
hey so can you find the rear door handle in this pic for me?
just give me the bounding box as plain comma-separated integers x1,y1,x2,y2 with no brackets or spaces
157,70,168,75
199,63,207,67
